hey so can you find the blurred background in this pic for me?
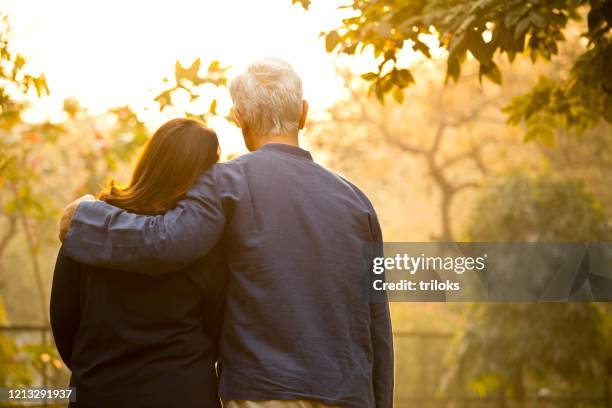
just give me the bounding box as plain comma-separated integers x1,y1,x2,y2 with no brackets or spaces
0,0,611,406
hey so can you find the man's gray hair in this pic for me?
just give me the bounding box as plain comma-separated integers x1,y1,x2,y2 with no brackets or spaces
229,57,303,137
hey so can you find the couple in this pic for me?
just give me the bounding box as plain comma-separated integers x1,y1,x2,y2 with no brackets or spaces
51,57,393,408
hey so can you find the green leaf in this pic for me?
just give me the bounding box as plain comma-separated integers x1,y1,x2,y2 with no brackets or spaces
394,69,415,87
530,12,548,28
175,58,206,86
209,98,217,115
587,4,604,33
30,75,49,98
3,200,17,215
467,31,492,63
514,17,531,41
446,57,461,83
448,31,467,57
374,82,385,104
291,0,310,10
154,88,174,111
361,72,378,81
479,62,502,85
412,40,431,58
343,43,358,54
392,86,404,104
458,15,477,32
325,31,341,52
208,60,221,72
504,5,529,27
539,128,555,147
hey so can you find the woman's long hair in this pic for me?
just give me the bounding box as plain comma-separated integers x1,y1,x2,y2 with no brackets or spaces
99,118,219,215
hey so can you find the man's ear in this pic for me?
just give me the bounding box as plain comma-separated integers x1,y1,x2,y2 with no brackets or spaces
299,100,308,130
233,107,247,132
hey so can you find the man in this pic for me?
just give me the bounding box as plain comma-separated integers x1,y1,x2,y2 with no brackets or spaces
60,57,393,408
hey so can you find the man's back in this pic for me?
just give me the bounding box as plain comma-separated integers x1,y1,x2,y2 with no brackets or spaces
63,143,393,408
212,143,383,406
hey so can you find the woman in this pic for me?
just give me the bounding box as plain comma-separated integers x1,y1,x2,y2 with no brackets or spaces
50,118,228,407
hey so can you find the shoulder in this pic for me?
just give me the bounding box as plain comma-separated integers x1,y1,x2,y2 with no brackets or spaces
212,150,265,174
189,152,263,197
210,150,275,182
332,171,377,213
309,161,379,216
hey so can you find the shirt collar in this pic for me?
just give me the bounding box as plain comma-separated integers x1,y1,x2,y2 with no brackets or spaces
259,143,313,161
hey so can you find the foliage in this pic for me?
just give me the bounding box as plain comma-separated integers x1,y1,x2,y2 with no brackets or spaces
310,0,612,142
0,14,54,326
291,0,311,9
0,11,233,325
504,38,612,144
63,103,151,195
0,298,33,388
446,303,607,400
0,15,48,130
0,13,234,390
0,12,52,217
0,28,79,385
446,174,611,400
539,123,612,216
465,173,610,241
311,67,505,241
0,299,63,389
154,58,233,124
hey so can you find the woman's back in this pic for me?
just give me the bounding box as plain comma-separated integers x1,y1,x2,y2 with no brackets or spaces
52,245,227,408
51,118,226,407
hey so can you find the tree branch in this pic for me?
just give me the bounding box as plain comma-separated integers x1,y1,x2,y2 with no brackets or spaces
453,181,480,194
0,214,17,258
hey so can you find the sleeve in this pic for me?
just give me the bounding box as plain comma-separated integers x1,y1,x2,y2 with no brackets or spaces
62,170,226,275
184,243,229,360
50,246,81,370
368,207,395,408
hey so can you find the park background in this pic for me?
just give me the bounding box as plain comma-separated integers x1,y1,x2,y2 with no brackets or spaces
0,0,611,406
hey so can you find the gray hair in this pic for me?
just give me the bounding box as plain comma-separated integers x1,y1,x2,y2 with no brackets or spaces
229,57,303,137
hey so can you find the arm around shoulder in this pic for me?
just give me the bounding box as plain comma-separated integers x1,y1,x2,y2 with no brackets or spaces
62,170,226,275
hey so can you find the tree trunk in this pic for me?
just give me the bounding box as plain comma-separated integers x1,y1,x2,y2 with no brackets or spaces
439,192,454,242
0,215,17,275
9,182,48,325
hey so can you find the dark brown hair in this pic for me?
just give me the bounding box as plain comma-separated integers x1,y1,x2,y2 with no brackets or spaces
99,118,219,215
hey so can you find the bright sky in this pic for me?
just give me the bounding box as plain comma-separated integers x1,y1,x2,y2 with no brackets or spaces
0,0,368,152
0,0,446,155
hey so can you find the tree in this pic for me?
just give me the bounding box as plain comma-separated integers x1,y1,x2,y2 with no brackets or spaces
446,303,607,404
309,65,531,241
0,14,58,388
0,12,235,387
0,14,51,324
297,0,612,143
154,58,233,125
443,174,611,403
536,123,612,215
465,173,609,241
0,34,231,322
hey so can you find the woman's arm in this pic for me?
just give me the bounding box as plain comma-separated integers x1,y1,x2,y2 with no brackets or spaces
50,246,81,370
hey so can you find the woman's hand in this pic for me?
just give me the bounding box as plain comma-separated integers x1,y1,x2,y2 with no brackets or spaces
59,194,96,242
